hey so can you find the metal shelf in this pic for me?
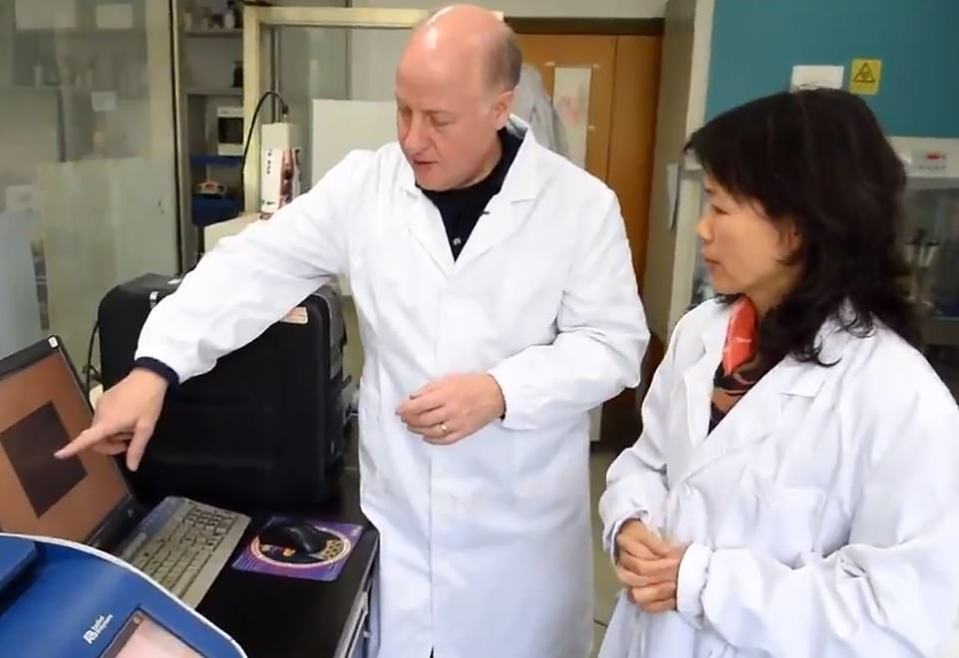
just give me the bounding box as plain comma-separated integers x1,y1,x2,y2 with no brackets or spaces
187,87,242,97
13,28,142,37
190,154,242,167
185,29,242,38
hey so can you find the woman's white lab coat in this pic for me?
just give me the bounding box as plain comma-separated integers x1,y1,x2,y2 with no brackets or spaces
137,120,649,658
599,299,959,658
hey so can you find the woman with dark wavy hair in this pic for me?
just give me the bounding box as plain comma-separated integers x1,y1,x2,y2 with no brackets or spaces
598,88,959,658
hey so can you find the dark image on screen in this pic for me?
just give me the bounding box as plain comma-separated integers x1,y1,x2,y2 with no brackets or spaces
0,403,86,517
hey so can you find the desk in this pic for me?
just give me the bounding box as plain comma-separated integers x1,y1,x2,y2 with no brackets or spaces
197,467,377,658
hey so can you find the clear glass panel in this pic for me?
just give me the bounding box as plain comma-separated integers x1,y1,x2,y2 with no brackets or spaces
275,25,351,186
904,182,959,399
0,0,179,369
267,24,412,187
253,21,415,384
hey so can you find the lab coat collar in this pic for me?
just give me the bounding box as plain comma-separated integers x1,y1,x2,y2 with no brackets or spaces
451,118,543,267
401,116,544,274
765,305,856,397
397,115,542,201
677,301,850,483
497,115,541,202
694,299,850,397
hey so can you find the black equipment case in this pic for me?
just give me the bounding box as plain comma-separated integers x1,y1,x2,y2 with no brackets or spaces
97,273,349,511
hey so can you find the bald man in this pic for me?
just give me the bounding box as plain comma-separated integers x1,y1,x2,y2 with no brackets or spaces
58,6,649,657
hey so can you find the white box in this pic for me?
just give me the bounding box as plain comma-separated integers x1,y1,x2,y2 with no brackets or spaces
15,0,76,29
790,65,844,91
95,4,134,30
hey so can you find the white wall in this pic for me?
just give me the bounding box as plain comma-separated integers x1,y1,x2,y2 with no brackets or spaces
640,0,697,339
347,0,667,111
640,0,715,339
349,0,667,18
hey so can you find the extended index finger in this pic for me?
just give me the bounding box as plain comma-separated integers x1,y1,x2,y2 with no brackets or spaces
55,421,123,460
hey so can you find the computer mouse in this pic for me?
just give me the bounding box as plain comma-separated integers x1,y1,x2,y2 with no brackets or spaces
256,520,333,554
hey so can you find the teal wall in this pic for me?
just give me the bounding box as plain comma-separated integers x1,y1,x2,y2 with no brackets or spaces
705,0,959,137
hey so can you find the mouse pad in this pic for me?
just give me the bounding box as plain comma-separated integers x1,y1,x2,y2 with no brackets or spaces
231,517,364,582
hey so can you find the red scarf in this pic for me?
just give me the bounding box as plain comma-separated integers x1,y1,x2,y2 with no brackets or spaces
722,298,758,374
710,298,762,433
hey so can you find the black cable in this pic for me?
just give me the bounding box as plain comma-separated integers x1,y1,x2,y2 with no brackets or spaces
239,91,290,175
594,618,609,628
84,319,100,393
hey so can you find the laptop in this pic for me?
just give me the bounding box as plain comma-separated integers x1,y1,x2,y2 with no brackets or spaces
0,336,250,607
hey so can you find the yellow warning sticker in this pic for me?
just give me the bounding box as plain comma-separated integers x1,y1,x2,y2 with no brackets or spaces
849,59,882,95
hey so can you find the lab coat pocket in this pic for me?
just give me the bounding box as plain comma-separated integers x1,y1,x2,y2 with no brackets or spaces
741,471,826,566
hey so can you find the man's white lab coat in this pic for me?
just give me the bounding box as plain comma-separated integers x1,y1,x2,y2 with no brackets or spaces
138,120,650,658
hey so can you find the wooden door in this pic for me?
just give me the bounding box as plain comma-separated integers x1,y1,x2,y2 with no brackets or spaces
515,33,662,293
515,29,663,448
516,34,617,180
607,35,662,291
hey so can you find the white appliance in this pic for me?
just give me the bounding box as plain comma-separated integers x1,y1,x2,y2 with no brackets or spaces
216,106,244,157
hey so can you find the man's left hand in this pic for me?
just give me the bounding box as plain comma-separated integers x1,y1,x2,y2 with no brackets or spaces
397,374,505,445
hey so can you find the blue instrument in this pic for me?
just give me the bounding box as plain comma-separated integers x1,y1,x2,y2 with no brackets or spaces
0,533,246,658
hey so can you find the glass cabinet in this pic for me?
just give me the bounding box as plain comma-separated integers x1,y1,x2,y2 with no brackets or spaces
0,0,179,363
906,178,959,398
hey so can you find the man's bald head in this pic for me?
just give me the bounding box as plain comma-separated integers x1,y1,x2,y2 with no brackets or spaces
412,5,522,94
394,4,522,191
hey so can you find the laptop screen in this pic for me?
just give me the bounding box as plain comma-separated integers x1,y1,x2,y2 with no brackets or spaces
0,344,129,542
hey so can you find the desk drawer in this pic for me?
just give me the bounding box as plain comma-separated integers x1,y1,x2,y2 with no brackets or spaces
336,589,370,658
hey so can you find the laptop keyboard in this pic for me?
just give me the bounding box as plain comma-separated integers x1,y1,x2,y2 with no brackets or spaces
117,497,250,608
